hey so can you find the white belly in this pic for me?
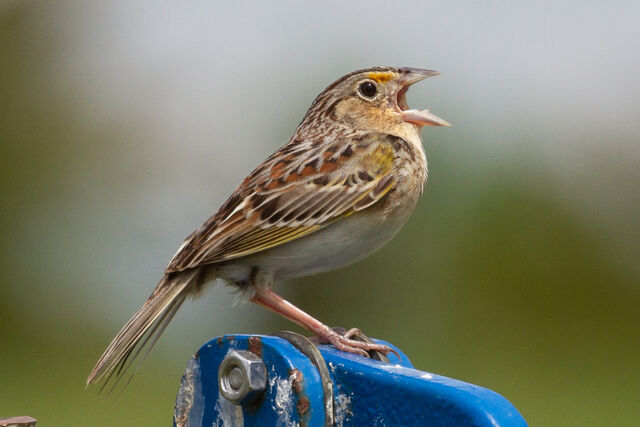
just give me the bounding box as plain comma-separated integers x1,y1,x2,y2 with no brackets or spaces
218,201,415,283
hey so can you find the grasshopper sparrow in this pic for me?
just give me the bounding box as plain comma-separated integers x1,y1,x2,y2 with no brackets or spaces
88,67,449,387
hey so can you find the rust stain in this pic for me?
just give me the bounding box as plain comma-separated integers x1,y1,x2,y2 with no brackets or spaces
216,336,224,347
289,368,310,420
248,336,263,357
290,368,303,393
296,397,310,416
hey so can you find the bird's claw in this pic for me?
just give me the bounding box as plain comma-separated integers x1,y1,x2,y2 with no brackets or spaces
313,327,399,359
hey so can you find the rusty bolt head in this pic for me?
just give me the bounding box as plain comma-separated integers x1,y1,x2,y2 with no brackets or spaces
218,350,267,405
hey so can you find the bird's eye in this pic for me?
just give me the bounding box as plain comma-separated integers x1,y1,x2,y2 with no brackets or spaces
358,81,378,99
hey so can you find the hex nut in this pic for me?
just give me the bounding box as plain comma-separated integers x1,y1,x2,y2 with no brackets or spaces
218,350,267,405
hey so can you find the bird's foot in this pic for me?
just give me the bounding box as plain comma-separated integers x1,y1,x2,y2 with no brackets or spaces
250,288,398,360
311,327,399,359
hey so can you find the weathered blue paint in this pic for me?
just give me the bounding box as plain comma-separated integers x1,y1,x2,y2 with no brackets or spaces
174,335,527,426
320,342,527,426
174,335,327,426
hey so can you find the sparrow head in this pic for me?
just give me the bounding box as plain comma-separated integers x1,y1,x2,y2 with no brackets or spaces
300,67,450,137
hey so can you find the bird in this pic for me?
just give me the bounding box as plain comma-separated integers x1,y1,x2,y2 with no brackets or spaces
87,66,450,388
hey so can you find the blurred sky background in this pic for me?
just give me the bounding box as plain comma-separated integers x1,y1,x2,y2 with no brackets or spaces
1,1,639,425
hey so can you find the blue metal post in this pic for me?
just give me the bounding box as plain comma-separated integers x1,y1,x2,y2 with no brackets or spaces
174,334,527,426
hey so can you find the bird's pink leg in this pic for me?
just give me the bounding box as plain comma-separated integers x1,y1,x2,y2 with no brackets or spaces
251,287,394,357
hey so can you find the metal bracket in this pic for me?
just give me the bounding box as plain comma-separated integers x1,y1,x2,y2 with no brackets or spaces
174,333,527,426
271,331,335,426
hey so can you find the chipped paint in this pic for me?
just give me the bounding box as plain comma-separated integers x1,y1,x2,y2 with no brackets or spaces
174,355,202,427
213,393,244,427
334,392,353,427
328,361,346,375
328,361,337,374
269,367,300,427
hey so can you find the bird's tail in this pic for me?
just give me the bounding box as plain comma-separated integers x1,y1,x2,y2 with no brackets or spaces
86,270,200,390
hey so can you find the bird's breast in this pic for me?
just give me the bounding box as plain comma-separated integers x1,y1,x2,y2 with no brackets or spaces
382,132,428,216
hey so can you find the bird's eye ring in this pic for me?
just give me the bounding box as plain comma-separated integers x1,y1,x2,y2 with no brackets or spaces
358,81,378,99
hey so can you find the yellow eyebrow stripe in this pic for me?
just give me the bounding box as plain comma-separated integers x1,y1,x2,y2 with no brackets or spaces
367,72,393,83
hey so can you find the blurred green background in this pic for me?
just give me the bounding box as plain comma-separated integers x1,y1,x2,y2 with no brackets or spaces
2,1,639,425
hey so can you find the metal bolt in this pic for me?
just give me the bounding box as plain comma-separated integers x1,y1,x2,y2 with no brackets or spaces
227,366,243,390
218,350,267,405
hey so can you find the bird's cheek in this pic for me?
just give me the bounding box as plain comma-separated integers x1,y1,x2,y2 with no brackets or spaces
333,99,364,125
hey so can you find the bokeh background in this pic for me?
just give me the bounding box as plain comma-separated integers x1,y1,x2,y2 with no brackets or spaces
2,1,639,425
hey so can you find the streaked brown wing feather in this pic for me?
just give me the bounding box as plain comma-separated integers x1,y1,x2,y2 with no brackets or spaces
166,133,400,272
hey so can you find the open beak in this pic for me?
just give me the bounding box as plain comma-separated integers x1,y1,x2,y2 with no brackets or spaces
397,68,451,127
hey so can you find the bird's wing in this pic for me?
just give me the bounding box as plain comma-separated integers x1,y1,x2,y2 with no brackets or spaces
166,133,401,272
